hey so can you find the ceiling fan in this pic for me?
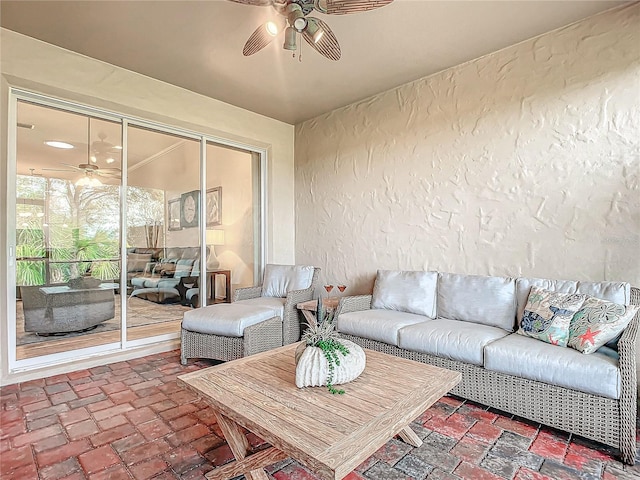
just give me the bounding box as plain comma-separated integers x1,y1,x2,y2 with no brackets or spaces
89,132,122,165
232,0,394,61
46,163,120,187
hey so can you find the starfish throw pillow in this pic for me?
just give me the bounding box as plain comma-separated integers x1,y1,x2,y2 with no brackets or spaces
517,287,586,347
568,296,639,354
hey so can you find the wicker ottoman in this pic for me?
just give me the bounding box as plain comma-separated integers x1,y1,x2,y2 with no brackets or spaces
180,303,283,364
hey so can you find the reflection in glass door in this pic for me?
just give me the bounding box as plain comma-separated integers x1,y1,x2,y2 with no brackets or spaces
9,91,265,374
125,126,200,341
15,101,122,360
204,143,261,304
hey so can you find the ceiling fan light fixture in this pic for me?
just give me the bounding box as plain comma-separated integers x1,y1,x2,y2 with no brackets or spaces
75,175,102,187
265,21,279,36
283,26,297,50
293,17,307,31
286,3,306,31
305,18,324,43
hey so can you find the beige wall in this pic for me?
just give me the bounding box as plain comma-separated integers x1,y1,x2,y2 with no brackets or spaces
295,5,640,294
0,29,295,384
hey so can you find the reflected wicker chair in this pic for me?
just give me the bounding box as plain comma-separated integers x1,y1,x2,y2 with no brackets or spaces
180,266,320,364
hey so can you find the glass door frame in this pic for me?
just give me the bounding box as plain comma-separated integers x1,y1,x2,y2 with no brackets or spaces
6,88,267,374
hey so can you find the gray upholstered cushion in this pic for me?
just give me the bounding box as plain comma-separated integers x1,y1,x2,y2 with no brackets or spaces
127,253,152,273
182,303,279,337
371,270,438,318
337,309,428,346
398,319,509,366
234,297,286,318
516,277,630,326
262,264,314,298
437,273,517,331
484,333,621,399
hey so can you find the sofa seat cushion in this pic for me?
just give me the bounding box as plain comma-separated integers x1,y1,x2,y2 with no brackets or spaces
337,309,428,346
234,297,286,319
398,319,509,366
438,273,516,331
182,303,280,337
484,334,620,399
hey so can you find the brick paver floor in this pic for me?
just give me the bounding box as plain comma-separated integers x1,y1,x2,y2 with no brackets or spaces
1,349,639,479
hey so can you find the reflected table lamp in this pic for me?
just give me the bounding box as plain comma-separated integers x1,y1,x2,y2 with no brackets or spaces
206,229,225,270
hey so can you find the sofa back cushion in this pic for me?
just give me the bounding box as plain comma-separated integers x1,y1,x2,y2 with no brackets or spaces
437,272,517,331
371,270,438,318
262,264,315,298
174,259,195,278
127,253,152,273
516,277,630,326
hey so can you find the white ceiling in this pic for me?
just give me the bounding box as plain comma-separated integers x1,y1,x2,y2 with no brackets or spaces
1,0,627,124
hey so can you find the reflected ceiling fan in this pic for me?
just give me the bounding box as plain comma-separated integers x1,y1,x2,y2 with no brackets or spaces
42,163,121,186
89,132,122,165
233,0,394,61
42,117,121,186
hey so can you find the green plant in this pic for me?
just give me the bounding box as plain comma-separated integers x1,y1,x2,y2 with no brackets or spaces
301,300,350,395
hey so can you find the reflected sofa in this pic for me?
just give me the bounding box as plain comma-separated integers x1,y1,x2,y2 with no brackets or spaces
21,277,115,334
335,270,640,464
129,247,206,303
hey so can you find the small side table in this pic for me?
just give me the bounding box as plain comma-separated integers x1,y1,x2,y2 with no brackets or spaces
296,297,340,325
207,270,231,304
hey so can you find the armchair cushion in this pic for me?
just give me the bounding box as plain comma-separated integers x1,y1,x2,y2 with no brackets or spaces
262,264,314,298
235,297,286,318
182,303,278,337
371,270,438,318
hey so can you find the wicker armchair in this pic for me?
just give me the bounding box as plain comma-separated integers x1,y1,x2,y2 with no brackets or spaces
180,267,320,364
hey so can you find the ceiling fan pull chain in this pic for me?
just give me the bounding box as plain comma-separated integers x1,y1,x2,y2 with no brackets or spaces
298,33,303,62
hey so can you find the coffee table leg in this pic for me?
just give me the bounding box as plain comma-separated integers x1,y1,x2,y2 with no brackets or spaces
398,425,423,447
206,412,287,480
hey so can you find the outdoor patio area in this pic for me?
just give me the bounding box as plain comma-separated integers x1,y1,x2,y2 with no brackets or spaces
1,350,638,480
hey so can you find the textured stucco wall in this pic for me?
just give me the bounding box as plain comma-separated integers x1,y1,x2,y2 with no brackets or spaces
295,5,640,294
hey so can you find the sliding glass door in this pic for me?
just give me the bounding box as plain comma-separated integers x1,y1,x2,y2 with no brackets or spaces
8,90,265,373
15,101,122,360
125,126,200,341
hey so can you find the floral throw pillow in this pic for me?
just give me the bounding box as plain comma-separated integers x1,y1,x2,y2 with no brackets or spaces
568,296,640,354
517,287,586,347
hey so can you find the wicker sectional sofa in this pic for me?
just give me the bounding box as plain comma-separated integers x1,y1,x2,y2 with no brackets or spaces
334,270,639,464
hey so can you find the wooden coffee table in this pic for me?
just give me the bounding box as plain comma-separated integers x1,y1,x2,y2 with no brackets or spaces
177,343,461,480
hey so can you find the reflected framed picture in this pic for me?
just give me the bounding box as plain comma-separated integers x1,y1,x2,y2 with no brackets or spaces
168,198,181,231
206,186,222,227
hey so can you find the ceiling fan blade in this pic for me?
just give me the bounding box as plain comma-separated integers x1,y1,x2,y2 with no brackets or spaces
41,168,75,172
320,0,393,15
243,22,279,56
60,163,84,171
302,18,341,61
227,0,273,6
95,171,121,178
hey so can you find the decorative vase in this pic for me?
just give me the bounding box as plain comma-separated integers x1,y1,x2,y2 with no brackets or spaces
294,339,366,389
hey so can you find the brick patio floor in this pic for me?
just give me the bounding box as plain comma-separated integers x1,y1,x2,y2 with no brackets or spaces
1,349,639,480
